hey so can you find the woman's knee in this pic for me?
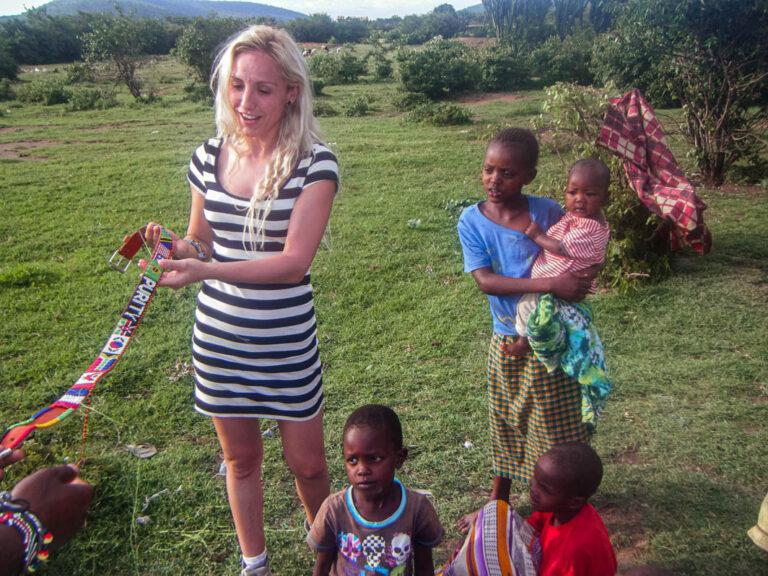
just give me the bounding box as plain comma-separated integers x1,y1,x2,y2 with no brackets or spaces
221,444,264,480
288,455,328,482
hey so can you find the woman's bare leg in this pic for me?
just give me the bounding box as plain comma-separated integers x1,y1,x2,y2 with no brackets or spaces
278,410,330,522
213,417,266,556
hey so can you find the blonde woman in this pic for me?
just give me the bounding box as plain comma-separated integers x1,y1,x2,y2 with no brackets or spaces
144,25,338,576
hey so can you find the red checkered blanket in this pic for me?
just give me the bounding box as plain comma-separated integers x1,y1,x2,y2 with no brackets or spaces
597,89,712,254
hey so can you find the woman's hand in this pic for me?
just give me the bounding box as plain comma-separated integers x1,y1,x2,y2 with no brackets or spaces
153,258,207,289
549,270,593,301
142,222,179,251
11,466,94,550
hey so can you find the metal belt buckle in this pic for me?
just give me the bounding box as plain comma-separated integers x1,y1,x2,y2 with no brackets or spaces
107,250,131,273
108,228,146,273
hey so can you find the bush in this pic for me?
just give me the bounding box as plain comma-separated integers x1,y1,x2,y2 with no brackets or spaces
472,44,530,92
65,61,94,84
313,100,338,117
390,90,430,112
368,47,393,81
534,82,672,291
396,39,479,99
529,31,595,86
311,78,325,96
0,78,15,101
183,82,212,103
404,102,472,126
341,94,372,117
308,50,366,85
66,87,117,111
16,79,69,105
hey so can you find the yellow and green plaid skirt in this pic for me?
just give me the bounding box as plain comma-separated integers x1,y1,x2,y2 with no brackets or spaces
488,333,589,482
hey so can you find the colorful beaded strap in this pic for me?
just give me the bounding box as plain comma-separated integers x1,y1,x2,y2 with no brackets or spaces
0,228,175,460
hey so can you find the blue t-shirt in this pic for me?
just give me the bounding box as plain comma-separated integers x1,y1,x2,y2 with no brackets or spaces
457,196,563,336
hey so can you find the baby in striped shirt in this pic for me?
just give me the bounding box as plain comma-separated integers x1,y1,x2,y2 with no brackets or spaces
507,158,611,356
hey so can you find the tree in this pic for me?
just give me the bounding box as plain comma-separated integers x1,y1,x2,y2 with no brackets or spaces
173,17,244,83
481,0,551,53
595,0,768,185
0,35,19,80
81,11,154,101
286,13,335,43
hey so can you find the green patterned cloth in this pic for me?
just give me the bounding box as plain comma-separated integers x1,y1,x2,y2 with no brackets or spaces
526,294,612,430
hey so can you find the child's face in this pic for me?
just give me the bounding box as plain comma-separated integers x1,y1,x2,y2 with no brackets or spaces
564,167,607,219
343,425,403,498
529,454,575,514
482,143,536,204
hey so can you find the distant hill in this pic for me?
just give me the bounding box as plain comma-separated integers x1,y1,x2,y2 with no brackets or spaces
13,0,306,20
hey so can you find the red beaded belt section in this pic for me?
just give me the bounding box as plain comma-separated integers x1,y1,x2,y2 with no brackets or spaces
0,228,175,458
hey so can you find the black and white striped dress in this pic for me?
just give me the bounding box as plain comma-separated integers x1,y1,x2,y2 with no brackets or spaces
186,138,339,420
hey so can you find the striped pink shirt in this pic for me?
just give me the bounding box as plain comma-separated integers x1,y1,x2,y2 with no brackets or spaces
531,212,610,293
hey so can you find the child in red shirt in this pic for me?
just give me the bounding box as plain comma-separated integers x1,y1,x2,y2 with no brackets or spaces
527,441,616,576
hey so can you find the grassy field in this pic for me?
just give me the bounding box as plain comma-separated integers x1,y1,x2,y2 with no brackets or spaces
1,59,766,575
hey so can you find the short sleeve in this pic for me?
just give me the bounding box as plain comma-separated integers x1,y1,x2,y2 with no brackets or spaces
413,495,444,547
458,208,491,273
187,142,209,195
561,220,610,263
306,496,339,552
304,144,339,194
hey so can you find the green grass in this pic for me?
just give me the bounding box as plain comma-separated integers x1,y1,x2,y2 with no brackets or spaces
1,58,767,575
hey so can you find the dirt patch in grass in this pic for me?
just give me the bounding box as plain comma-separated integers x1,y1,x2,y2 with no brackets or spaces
609,443,645,466
455,37,497,49
0,127,26,134
0,139,57,160
599,501,649,568
457,92,521,105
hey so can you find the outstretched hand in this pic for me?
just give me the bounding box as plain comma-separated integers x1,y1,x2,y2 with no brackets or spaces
0,449,25,481
11,466,94,549
138,257,206,290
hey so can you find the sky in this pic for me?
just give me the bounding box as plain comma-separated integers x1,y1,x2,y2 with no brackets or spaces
0,0,481,18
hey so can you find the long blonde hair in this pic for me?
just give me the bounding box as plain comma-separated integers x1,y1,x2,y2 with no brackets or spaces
210,25,322,246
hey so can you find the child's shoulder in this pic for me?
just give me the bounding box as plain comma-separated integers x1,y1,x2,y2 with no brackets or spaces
527,194,562,213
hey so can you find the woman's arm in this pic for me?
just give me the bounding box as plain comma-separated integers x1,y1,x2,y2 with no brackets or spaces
413,544,435,576
155,180,336,289
471,267,593,301
311,549,336,576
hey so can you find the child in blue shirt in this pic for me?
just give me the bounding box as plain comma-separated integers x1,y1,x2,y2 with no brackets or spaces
456,128,595,533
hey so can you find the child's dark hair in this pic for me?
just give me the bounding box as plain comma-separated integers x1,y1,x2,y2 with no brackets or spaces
569,157,611,194
489,127,539,172
546,441,603,498
343,404,403,451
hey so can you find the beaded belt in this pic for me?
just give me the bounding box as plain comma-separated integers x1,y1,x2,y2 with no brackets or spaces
0,228,175,459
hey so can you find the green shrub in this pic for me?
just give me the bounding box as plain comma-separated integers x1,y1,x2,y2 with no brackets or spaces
396,39,479,99
312,78,325,96
533,82,672,291
390,90,430,112
404,102,472,126
65,61,94,85
308,50,366,85
66,87,117,111
183,82,212,103
313,100,338,117
474,44,530,91
529,31,595,86
341,94,372,117
16,79,70,105
0,78,15,101
368,47,394,81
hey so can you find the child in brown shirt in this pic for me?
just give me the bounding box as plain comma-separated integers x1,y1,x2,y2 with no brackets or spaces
307,405,443,576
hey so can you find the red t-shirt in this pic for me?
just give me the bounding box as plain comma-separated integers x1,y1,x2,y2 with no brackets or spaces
527,504,617,576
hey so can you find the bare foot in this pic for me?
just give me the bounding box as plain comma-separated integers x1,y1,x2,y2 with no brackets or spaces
503,337,531,356
457,509,480,534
